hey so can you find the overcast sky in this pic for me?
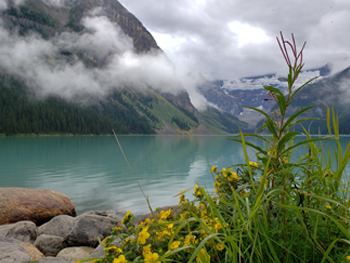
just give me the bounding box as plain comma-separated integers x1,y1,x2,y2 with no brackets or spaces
118,0,350,81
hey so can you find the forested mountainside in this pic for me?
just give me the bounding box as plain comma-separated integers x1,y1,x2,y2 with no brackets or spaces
0,0,246,135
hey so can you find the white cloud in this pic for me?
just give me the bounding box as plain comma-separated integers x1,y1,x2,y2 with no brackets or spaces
0,13,183,103
0,0,7,10
118,0,350,80
13,0,25,6
228,21,269,47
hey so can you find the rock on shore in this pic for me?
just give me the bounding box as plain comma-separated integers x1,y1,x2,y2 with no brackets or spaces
0,188,76,226
0,210,127,262
0,187,129,262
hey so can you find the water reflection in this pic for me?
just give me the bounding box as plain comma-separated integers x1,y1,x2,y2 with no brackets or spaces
1,135,349,215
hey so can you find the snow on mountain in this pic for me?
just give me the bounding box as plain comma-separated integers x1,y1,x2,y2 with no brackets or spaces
219,70,321,94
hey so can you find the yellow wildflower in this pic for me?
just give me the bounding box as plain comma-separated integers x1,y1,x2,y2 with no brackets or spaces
214,189,218,194
240,190,248,198
227,171,239,181
217,243,224,251
124,238,134,243
326,205,332,210
209,165,217,173
160,209,171,220
104,246,122,253
121,210,131,226
170,241,181,250
113,255,127,263
215,222,222,231
142,244,152,256
161,229,172,236
103,236,110,245
249,161,258,167
222,167,233,177
214,181,221,188
144,252,159,263
183,233,196,247
137,227,150,245
347,255,350,260
179,190,185,205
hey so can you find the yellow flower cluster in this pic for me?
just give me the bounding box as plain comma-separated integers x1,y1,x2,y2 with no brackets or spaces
99,165,250,263
211,166,241,195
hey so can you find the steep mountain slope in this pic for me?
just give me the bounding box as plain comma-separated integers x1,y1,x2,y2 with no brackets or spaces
277,66,350,134
197,66,340,132
251,65,350,134
0,0,246,135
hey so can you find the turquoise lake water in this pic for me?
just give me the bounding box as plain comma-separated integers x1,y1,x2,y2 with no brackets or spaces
1,135,350,215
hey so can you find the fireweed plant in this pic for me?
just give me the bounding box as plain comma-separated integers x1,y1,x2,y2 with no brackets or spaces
81,33,350,263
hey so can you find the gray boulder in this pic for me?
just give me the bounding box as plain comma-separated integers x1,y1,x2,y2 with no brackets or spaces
81,210,128,220
56,247,95,262
64,214,123,247
0,237,32,263
0,220,38,243
37,257,72,263
34,234,66,257
38,215,75,238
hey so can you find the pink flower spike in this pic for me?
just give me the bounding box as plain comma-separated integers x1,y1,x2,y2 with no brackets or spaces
284,41,296,57
280,31,291,66
291,33,297,57
276,37,290,66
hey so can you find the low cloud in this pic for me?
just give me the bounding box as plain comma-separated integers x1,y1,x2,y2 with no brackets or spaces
0,0,7,10
0,11,184,104
13,0,25,6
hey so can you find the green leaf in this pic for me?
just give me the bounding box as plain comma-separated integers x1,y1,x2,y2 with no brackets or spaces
277,131,300,152
228,138,267,155
326,104,332,135
263,85,287,116
233,133,269,143
293,117,319,126
265,118,278,138
276,94,286,116
282,137,330,155
291,76,318,99
242,106,270,119
263,85,285,98
257,124,267,133
281,104,316,132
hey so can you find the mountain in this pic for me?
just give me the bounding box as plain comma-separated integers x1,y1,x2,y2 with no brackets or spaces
199,60,350,134
273,65,350,134
0,0,246,135
197,65,350,132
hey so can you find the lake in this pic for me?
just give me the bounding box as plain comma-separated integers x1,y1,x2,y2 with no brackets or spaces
1,135,350,215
